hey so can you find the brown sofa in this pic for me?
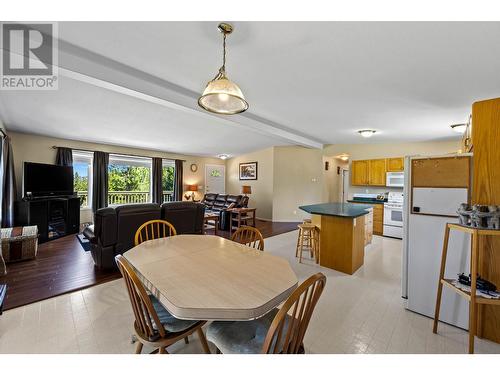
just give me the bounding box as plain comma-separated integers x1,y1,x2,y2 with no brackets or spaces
201,194,248,230
83,201,205,269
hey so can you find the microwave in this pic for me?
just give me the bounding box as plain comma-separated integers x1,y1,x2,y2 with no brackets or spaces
386,172,404,187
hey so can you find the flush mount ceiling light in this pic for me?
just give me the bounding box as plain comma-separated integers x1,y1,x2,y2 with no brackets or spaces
218,154,230,160
358,129,377,138
198,23,248,115
450,123,467,134
337,154,349,161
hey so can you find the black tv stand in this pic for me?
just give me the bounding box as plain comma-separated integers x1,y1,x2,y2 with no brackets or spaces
15,196,80,243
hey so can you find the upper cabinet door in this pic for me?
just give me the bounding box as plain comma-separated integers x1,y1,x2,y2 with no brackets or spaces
386,157,404,172
369,159,387,186
351,160,369,185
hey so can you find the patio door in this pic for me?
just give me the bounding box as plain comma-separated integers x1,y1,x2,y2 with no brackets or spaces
205,164,225,194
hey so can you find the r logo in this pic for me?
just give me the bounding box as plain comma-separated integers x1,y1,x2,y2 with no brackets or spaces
2,23,53,76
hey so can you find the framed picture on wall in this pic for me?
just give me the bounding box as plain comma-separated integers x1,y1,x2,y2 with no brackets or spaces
239,162,258,180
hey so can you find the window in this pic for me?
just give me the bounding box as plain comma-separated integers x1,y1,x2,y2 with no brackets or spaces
108,154,152,205
162,160,175,203
73,151,93,208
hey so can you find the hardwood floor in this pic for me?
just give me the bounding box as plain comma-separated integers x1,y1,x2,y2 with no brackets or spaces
0,219,299,311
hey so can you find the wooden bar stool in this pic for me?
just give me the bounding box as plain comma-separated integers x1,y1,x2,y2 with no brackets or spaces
295,223,319,263
303,218,320,262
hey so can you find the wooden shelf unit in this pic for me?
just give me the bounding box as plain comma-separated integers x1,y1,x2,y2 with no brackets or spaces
433,223,500,354
441,279,500,306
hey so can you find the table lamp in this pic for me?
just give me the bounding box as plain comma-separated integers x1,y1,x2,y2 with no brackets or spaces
241,185,252,196
185,184,198,201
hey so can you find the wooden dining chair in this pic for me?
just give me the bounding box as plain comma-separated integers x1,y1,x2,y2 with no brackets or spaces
230,225,264,251
206,272,326,354
115,255,211,354
134,219,177,246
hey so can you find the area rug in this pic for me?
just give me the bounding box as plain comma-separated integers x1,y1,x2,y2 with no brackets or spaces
76,233,91,252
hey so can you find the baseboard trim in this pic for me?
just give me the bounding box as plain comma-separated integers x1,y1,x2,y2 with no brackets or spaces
256,217,272,222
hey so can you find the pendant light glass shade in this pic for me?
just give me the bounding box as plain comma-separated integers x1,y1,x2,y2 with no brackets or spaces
198,23,248,115
198,70,248,115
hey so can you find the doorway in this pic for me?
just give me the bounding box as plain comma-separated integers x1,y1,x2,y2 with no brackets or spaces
205,164,226,194
342,169,349,202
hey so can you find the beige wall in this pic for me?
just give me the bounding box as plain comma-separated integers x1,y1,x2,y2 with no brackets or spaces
225,147,274,221
8,131,224,222
323,140,461,160
7,130,463,225
323,140,462,199
226,146,325,222
272,146,324,222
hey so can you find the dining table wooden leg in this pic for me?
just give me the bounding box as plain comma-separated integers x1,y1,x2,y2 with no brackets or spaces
197,328,211,354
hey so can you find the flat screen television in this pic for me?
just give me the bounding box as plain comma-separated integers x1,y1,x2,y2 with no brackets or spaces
23,162,74,198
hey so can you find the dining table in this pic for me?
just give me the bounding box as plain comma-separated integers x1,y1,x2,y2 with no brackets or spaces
123,234,298,321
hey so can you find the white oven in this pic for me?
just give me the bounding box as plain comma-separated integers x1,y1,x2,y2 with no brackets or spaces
384,204,403,226
386,172,404,187
383,192,404,238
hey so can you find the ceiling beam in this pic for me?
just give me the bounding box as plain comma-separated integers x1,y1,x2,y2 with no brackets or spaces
2,31,323,149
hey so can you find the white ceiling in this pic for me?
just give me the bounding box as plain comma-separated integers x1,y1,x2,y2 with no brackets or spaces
2,21,500,156
0,76,288,155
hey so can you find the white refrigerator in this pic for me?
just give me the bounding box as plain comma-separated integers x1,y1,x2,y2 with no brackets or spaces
402,155,471,329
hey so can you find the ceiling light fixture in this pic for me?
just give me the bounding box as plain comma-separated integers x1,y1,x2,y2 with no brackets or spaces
218,154,229,160
450,123,467,134
358,130,376,138
198,23,248,115
337,154,349,161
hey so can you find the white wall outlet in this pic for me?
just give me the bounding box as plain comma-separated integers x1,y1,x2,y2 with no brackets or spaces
293,210,297,215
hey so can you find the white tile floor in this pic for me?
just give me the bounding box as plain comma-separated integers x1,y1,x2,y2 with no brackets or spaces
0,231,499,354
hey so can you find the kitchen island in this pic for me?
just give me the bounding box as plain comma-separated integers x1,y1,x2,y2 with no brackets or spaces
299,202,372,274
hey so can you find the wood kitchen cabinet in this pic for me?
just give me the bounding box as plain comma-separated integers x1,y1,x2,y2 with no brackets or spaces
372,204,384,235
386,157,404,172
351,157,403,186
349,201,384,235
368,159,387,186
351,160,369,185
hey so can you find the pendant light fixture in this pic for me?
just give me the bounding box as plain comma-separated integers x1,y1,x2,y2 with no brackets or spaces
198,23,248,115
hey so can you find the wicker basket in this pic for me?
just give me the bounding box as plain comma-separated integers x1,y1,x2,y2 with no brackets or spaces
1,226,39,268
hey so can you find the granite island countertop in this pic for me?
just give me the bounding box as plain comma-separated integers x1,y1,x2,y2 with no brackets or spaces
299,202,373,218
347,199,386,204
